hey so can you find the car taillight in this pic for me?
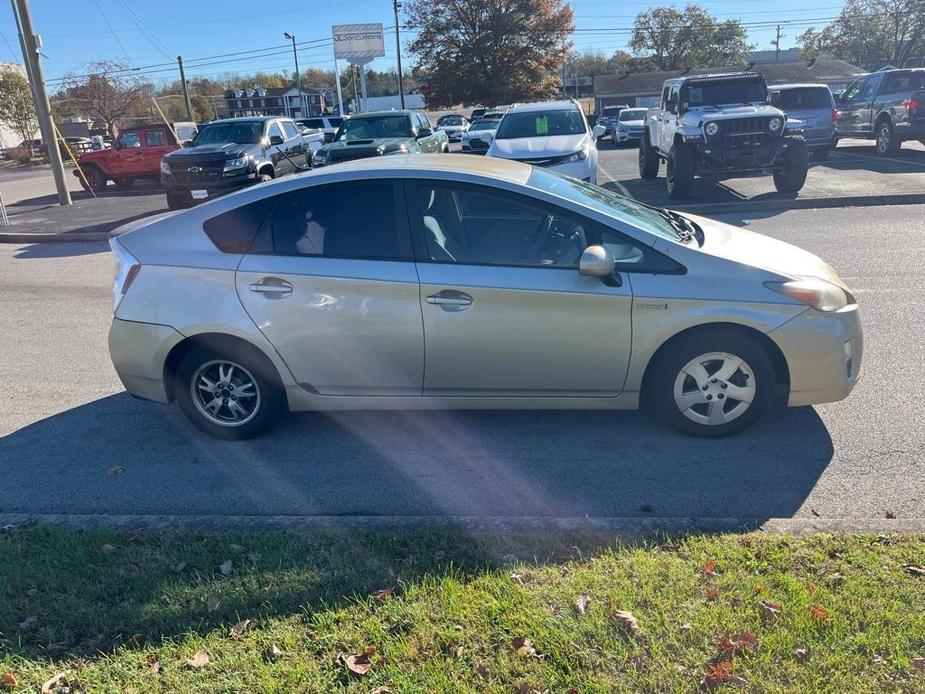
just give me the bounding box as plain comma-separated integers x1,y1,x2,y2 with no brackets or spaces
905,97,920,118
832,108,840,125
110,237,141,312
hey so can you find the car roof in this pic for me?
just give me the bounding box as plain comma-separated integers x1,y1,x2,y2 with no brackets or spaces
349,110,414,118
665,71,762,85
205,117,281,124
309,153,529,182
771,83,830,90
506,100,580,113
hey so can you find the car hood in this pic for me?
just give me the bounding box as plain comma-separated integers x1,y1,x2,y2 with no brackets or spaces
683,212,846,287
320,137,411,153
489,134,589,158
682,104,784,123
616,119,645,127
166,143,249,160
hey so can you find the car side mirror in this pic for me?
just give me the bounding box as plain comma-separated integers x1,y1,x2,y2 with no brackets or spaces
592,124,606,140
579,244,616,277
269,135,284,146
323,132,334,143
416,127,433,138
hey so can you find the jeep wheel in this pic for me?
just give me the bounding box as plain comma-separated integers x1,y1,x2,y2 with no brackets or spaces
638,132,659,180
113,177,135,190
875,120,901,156
773,137,808,194
666,143,694,199
79,165,107,193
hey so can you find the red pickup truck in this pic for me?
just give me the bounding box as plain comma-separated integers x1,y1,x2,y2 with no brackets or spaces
74,123,195,192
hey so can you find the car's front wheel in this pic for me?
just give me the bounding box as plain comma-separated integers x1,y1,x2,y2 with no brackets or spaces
638,132,659,179
773,137,808,193
175,345,284,439
666,142,694,198
648,330,774,437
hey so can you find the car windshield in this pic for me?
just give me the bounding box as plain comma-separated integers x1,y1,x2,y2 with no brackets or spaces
528,168,680,241
335,116,412,141
775,87,832,109
682,78,768,108
191,122,262,145
469,119,499,131
440,116,465,126
618,108,648,121
495,109,586,139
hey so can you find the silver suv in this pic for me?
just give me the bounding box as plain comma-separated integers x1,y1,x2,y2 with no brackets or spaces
639,72,809,198
769,83,838,161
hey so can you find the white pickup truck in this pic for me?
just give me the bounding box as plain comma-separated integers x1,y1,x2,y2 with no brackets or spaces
638,72,808,198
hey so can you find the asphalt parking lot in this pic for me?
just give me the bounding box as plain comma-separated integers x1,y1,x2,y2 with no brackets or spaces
1,203,923,529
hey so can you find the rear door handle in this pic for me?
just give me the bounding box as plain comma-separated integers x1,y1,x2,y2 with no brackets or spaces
249,278,293,295
426,290,473,311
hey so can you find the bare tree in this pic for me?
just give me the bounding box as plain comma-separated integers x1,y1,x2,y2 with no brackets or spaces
58,61,152,139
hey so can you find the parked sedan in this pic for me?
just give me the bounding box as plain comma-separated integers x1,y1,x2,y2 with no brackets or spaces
108,155,861,440
770,83,839,160
311,110,449,167
611,107,647,146
460,118,500,153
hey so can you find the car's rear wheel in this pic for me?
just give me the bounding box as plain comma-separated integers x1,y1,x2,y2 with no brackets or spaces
773,137,808,193
666,142,694,198
80,165,107,193
648,330,774,437
875,120,901,156
175,345,284,440
638,132,659,179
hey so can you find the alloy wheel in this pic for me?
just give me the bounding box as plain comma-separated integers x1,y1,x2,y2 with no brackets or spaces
190,360,261,427
672,351,756,426
877,125,890,154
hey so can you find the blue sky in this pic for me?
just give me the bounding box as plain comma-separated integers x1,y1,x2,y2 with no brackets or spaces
0,0,844,88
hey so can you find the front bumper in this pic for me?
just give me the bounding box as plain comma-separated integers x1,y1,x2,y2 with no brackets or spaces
109,318,184,403
614,129,643,143
162,169,258,199
768,304,863,407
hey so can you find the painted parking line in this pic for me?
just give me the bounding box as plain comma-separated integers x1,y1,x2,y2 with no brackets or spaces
597,164,633,198
830,150,925,168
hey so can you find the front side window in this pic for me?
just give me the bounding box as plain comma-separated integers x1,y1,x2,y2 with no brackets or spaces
495,109,587,139
270,183,404,259
119,132,141,148
304,118,322,129
267,122,283,142
192,122,262,145
416,183,589,268
144,129,167,146
883,72,925,93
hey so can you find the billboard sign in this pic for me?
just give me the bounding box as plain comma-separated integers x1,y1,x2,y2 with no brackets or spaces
332,24,385,62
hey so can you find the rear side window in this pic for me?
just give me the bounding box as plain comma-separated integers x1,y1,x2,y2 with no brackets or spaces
882,72,925,93
282,121,299,139
776,88,832,109
270,183,407,260
145,129,167,146
203,200,273,253
304,118,323,129
328,117,343,127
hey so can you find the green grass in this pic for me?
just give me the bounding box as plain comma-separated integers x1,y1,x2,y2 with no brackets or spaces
1,527,924,693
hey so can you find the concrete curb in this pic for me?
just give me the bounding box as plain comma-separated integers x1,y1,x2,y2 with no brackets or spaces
2,513,923,535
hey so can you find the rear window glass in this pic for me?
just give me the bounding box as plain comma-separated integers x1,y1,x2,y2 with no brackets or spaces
203,200,273,253
775,88,832,109
882,72,925,93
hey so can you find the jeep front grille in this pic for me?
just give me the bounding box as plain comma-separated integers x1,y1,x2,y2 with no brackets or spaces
716,117,773,147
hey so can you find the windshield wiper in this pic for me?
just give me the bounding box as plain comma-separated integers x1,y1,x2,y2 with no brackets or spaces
654,208,694,242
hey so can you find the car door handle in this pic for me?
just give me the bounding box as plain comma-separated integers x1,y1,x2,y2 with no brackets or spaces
249,278,293,295
426,290,472,310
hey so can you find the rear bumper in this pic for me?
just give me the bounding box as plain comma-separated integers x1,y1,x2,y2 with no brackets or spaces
767,304,863,407
896,119,925,140
108,318,183,403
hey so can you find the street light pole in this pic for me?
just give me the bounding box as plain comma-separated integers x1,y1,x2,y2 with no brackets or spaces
392,0,405,108
284,32,304,117
177,56,194,121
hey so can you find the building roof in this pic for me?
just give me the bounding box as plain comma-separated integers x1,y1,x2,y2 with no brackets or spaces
594,59,864,96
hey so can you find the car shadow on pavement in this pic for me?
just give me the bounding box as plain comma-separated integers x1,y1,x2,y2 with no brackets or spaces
12,241,111,259
1,393,834,523
824,145,925,174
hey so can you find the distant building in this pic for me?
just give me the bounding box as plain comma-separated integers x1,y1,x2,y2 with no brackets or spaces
593,59,864,111
747,49,801,64
359,93,426,112
223,86,324,119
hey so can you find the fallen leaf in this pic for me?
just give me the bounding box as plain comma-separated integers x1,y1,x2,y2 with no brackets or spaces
611,609,641,638
911,658,925,673
0,673,17,692
262,644,283,663
145,654,161,674
705,586,721,601
218,560,233,576
206,596,220,612
369,687,393,694
475,664,490,679
72,661,87,673
228,619,251,638
371,587,394,600
40,672,65,694
700,660,747,690
517,685,543,694
903,565,925,577
345,652,372,676
827,548,844,559
186,651,210,669
512,636,538,657
759,600,782,622
174,562,187,573
680,622,693,631
885,510,896,519
627,654,647,672
793,647,810,661
107,466,125,476
657,542,680,552
18,616,38,631
574,595,592,615
809,604,829,622
702,560,718,576
510,572,527,584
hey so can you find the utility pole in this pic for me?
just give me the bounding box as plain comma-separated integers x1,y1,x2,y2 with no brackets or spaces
177,56,194,121
392,0,405,108
284,32,305,117
11,0,71,206
774,25,782,63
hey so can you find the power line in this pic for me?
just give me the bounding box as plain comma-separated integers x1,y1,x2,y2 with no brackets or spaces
93,0,133,64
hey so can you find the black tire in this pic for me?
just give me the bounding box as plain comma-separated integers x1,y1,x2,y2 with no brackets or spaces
442,144,450,153
257,172,273,184
647,329,775,438
874,119,901,156
638,132,659,180
666,142,694,199
80,165,107,193
166,191,186,210
773,137,808,194
811,147,830,162
113,176,135,190
174,344,285,440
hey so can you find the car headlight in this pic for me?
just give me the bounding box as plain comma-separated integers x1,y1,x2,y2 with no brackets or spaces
223,156,248,172
769,117,783,132
765,278,855,312
704,121,720,136
563,146,589,163
159,159,170,175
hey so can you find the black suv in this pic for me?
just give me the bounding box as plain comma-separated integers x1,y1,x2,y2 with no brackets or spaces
837,68,925,155
161,116,306,209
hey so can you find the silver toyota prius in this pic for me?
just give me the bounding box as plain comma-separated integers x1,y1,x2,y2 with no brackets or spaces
108,155,862,439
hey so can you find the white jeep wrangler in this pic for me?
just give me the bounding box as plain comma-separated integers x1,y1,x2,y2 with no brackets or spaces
639,72,808,199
